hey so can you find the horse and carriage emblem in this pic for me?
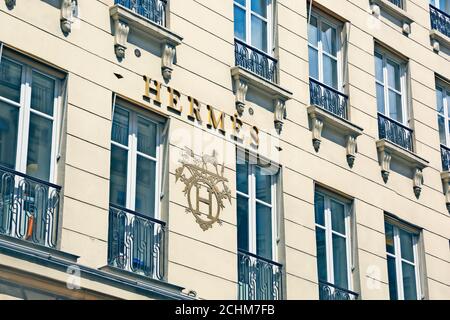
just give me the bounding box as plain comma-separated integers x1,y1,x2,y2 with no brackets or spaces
175,147,232,231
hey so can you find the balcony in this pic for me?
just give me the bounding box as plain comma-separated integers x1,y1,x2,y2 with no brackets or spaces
0,165,61,248
108,204,166,280
377,113,413,152
319,281,359,300
370,0,413,34
429,4,450,51
238,250,283,300
309,78,348,120
115,0,166,27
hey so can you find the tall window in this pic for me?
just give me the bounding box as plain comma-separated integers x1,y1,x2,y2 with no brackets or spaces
430,0,449,13
234,0,272,53
308,12,341,90
315,190,352,292
385,220,422,300
237,156,278,260
109,105,162,217
374,49,407,124
0,56,59,181
436,81,450,146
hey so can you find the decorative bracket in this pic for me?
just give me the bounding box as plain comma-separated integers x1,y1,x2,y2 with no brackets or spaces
370,0,413,35
346,136,358,168
234,77,248,117
113,20,130,60
379,149,392,183
5,0,15,10
311,117,324,152
440,172,450,213
413,168,423,199
162,43,176,81
60,0,78,35
274,99,286,134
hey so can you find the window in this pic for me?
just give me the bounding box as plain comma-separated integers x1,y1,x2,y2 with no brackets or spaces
314,190,353,294
109,104,163,218
430,0,449,14
374,49,408,124
385,219,422,300
436,81,450,147
0,56,60,182
234,0,272,53
308,12,341,90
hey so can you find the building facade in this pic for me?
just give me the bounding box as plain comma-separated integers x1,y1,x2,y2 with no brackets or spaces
0,0,449,300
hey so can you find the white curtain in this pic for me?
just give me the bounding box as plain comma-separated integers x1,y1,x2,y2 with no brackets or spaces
57,75,69,162
160,119,170,200
341,22,351,95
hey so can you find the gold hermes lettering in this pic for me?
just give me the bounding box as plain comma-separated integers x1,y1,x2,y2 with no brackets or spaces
167,87,183,113
231,114,244,141
207,105,225,134
187,96,202,122
196,185,213,218
143,76,161,104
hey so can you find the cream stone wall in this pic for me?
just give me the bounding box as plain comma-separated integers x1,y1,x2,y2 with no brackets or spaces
0,0,448,300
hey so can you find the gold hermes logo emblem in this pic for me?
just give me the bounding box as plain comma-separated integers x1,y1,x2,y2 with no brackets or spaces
175,147,231,231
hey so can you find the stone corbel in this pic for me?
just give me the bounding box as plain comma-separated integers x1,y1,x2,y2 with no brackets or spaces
440,172,450,213
234,77,248,117
162,43,176,82
114,20,129,60
346,136,357,168
5,0,15,9
432,39,440,52
60,0,77,35
311,117,324,152
371,3,381,17
379,149,392,183
413,168,423,199
274,99,286,134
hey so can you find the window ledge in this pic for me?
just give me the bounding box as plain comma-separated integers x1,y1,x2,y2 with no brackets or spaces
370,0,414,34
110,4,183,81
430,29,450,52
307,105,363,168
231,66,292,134
376,139,429,198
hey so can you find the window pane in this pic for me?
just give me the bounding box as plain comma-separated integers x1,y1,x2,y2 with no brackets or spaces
399,229,415,263
137,117,157,157
387,255,398,300
237,195,249,251
0,59,22,103
110,145,128,207
436,87,444,114
255,166,272,204
112,107,129,146
236,160,248,194
256,203,272,260
438,116,446,145
332,234,348,289
251,0,267,17
331,200,346,234
26,114,52,181
308,16,318,46
376,83,386,114
251,15,268,52
387,60,401,91
135,156,156,217
321,23,337,56
315,227,327,282
0,101,19,168
323,55,338,89
31,72,55,116
385,222,395,254
235,0,246,6
402,262,418,300
308,47,319,80
375,53,384,82
234,5,246,41
314,193,325,226
388,90,403,122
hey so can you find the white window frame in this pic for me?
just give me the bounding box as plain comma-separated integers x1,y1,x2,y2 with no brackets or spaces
111,104,163,220
436,80,450,147
385,221,422,300
430,0,449,13
0,56,60,184
315,189,353,290
375,48,408,125
234,0,273,55
307,11,343,91
236,155,278,262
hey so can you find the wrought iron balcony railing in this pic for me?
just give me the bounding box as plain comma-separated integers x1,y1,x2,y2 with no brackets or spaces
319,281,359,300
0,165,61,248
430,4,450,38
238,249,283,300
309,78,349,120
234,39,278,84
441,144,450,171
388,0,403,9
115,0,167,27
108,204,166,280
378,113,414,152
